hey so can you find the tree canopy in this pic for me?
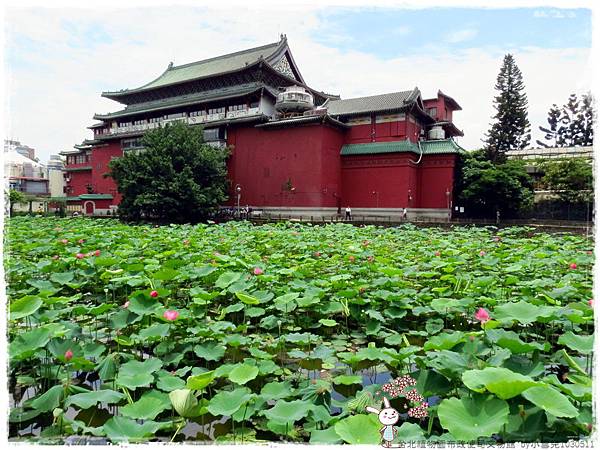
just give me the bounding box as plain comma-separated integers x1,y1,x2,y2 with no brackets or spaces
537,93,594,148
484,54,531,163
455,150,534,219
538,157,593,204
108,121,230,223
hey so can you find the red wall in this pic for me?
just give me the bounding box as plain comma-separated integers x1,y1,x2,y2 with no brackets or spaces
227,123,345,207
67,170,92,197
417,155,457,208
341,154,419,208
91,142,123,203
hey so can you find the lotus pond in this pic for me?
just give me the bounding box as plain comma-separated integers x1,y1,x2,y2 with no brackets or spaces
6,217,594,444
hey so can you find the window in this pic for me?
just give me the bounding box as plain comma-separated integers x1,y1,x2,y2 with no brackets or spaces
149,117,161,123
118,121,132,128
163,112,186,120
208,106,225,115
190,110,207,117
133,119,147,125
122,138,144,150
203,127,226,142
427,107,437,118
229,104,248,112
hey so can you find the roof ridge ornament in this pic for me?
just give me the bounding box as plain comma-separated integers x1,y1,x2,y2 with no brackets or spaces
168,62,174,69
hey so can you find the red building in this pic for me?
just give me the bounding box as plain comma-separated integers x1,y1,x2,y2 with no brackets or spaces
63,35,464,218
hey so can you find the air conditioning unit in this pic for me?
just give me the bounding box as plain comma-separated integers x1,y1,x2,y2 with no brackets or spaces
428,126,445,140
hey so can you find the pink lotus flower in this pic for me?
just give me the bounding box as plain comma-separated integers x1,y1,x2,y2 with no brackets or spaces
362,240,370,247
588,299,593,307
314,251,322,257
474,308,491,323
64,349,73,361
253,267,264,275
61,239,68,244
434,251,441,257
75,253,85,259
183,239,190,245
123,301,130,308
493,236,501,242
570,263,578,269
348,255,355,262
479,251,486,256
163,310,179,321
78,239,85,244
367,256,374,263
94,250,101,257
52,255,59,260
150,290,159,298
586,250,593,255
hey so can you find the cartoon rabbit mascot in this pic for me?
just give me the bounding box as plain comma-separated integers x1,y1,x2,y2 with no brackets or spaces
366,397,399,447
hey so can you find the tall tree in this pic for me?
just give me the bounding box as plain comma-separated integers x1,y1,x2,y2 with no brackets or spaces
108,121,230,223
484,54,531,163
454,150,534,219
537,93,594,147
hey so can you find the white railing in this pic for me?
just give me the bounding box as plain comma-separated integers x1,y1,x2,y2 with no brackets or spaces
100,108,262,137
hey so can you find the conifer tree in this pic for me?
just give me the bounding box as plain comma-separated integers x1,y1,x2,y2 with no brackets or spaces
484,54,531,163
537,93,594,147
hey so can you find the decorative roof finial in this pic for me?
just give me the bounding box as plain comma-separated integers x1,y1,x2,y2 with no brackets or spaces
280,33,287,41
168,61,174,69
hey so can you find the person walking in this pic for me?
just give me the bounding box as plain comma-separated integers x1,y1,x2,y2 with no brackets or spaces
402,208,408,220
345,206,352,221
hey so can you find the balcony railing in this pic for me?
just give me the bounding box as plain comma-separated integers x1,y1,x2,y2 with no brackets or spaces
94,107,261,138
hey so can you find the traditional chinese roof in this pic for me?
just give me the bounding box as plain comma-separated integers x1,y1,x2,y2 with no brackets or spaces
79,194,114,200
102,35,305,100
326,88,427,117
94,83,278,120
340,138,465,156
255,114,349,130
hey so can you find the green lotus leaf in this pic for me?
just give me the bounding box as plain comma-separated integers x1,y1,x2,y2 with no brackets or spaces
396,422,426,441
264,399,312,424
319,319,337,327
423,331,466,351
207,387,252,417
122,392,170,420
186,370,215,390
310,426,342,444
228,363,259,385
462,367,540,399
334,414,381,444
332,374,363,385
558,331,593,355
115,358,162,390
437,396,509,441
10,296,43,320
66,389,124,410
260,381,294,400
50,271,75,285
493,300,554,325
235,292,260,305
194,342,226,361
521,385,579,418
102,416,168,442
31,385,64,412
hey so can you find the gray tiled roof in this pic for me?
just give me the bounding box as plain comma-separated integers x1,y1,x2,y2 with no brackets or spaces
103,40,284,96
327,88,419,116
95,83,275,120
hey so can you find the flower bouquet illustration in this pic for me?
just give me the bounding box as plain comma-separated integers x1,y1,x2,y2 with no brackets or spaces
364,375,429,447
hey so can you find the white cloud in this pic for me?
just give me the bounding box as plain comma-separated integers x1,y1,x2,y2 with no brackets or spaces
533,9,577,19
3,7,592,162
445,28,478,44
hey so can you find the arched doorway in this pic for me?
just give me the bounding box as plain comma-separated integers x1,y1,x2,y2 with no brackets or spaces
84,201,95,216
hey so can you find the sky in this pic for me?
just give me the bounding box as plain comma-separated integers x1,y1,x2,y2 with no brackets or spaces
2,1,595,164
